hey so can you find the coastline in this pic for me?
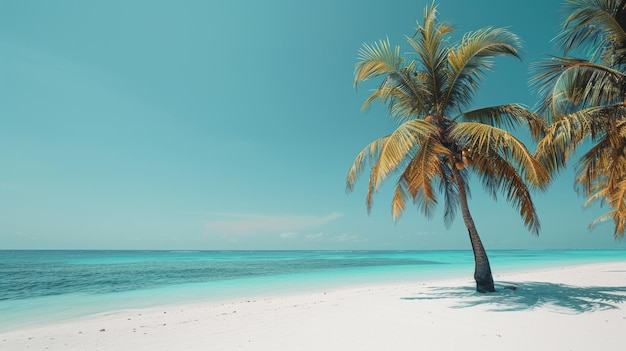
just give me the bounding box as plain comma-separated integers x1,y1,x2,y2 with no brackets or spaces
2,260,626,350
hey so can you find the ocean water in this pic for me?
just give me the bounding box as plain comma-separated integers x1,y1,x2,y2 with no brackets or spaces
0,249,624,332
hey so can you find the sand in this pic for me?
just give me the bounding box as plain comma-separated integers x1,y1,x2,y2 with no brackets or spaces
2,261,626,350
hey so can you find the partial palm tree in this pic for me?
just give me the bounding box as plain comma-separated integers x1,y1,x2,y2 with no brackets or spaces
346,3,549,292
533,0,626,237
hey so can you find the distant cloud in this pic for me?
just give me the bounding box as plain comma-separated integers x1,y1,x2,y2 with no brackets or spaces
204,212,343,236
305,233,324,240
415,231,439,236
280,232,365,243
330,234,364,242
280,232,325,241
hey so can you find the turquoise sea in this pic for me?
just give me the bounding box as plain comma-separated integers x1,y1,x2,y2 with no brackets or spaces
1,250,625,332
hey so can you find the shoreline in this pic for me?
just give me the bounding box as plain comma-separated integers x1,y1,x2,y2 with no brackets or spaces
2,261,626,350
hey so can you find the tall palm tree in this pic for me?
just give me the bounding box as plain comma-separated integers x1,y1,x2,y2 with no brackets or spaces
346,3,549,293
533,0,626,237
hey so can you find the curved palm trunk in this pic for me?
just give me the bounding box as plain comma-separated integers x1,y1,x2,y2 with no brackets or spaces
451,166,495,293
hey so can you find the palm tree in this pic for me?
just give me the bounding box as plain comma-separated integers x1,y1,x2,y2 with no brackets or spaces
346,3,549,293
533,0,626,237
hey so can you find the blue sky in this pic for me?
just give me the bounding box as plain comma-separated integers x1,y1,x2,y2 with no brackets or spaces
1,0,623,250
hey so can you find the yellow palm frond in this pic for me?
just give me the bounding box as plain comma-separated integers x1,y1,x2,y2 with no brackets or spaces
444,27,521,112
618,120,626,138
585,178,626,238
470,152,541,234
346,135,389,193
572,118,626,238
575,138,614,195
394,136,450,220
346,120,437,211
391,180,410,221
531,57,626,119
406,2,450,114
457,104,545,140
535,119,585,174
536,105,619,174
361,70,430,120
576,129,626,195
451,122,550,188
354,39,402,89
367,120,437,201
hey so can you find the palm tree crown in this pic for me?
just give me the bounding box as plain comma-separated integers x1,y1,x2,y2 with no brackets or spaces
533,0,626,237
347,3,548,292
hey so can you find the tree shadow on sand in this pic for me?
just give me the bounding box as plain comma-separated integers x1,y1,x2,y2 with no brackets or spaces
402,282,626,314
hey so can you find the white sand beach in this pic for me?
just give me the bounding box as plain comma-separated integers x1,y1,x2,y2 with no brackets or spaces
2,261,626,351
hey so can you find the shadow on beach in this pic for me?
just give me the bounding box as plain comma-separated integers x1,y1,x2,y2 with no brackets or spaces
402,282,626,314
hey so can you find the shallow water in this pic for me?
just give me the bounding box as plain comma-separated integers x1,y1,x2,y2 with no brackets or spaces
1,250,624,331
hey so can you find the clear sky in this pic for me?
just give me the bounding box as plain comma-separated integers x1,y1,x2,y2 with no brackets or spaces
1,0,623,250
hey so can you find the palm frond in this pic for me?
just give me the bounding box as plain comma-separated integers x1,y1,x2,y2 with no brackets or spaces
346,120,437,211
531,56,626,119
438,161,464,228
535,105,620,174
391,179,410,220
468,153,498,200
575,137,615,196
346,135,390,193
361,68,431,122
354,39,402,89
368,120,437,190
585,178,626,237
470,151,541,234
451,122,551,189
558,0,626,60
406,2,451,115
575,124,626,195
455,104,545,140
396,136,450,220
444,27,521,113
